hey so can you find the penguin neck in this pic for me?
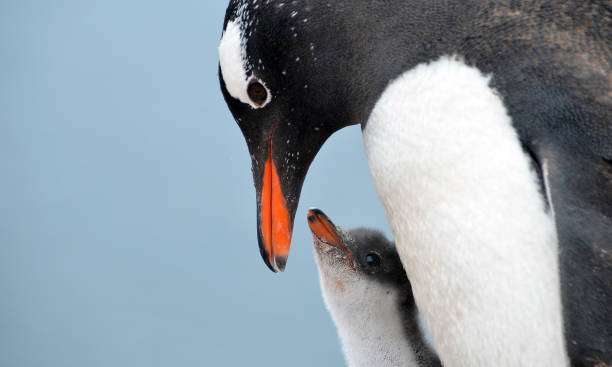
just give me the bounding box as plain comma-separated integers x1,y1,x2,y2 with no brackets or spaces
320,274,434,367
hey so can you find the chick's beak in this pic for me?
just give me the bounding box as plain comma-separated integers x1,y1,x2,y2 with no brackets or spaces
307,208,355,268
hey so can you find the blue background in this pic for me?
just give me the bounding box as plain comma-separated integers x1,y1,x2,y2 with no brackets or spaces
1,1,392,366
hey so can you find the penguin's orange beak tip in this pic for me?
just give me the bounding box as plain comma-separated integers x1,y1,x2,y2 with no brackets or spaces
307,208,355,269
259,150,292,272
306,208,342,247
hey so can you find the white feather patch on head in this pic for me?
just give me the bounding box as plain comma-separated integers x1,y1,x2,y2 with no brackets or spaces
218,19,271,109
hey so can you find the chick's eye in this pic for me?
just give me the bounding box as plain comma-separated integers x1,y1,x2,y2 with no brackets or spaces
365,253,381,267
247,81,268,105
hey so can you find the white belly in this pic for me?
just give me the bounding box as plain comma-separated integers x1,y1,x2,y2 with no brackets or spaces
362,56,567,366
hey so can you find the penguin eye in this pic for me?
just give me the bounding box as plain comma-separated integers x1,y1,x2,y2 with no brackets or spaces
247,80,268,106
365,253,381,267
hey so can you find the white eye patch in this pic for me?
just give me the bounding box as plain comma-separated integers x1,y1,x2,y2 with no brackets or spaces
219,19,271,109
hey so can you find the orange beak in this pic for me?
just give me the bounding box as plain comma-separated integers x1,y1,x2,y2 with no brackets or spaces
260,140,292,272
307,208,355,268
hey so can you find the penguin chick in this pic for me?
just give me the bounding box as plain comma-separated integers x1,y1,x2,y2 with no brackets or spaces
308,208,441,367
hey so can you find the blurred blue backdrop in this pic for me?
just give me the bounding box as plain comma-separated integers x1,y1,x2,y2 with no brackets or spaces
1,1,392,366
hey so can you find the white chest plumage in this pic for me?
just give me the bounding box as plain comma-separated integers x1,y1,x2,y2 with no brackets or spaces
363,56,568,366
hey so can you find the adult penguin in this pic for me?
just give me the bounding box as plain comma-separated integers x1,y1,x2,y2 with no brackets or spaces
218,1,611,366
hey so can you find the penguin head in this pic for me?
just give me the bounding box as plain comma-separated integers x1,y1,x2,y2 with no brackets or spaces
218,0,408,271
218,1,362,272
307,208,413,323
307,208,407,285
